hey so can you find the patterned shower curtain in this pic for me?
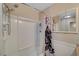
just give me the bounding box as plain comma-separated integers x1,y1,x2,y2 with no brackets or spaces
44,16,55,56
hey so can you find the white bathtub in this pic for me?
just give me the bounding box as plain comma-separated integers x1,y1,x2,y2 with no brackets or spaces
39,40,76,56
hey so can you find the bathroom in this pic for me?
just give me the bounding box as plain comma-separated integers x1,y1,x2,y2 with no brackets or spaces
0,3,79,56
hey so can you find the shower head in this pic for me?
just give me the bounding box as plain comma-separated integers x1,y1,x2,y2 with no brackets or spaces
3,3,19,13
13,4,19,8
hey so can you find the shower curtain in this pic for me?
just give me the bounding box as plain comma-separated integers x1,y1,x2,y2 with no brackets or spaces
45,16,55,56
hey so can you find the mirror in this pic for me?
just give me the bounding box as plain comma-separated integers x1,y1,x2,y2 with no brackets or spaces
52,8,77,33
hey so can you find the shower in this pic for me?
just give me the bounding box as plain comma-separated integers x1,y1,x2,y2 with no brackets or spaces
2,3,19,56
1,3,39,56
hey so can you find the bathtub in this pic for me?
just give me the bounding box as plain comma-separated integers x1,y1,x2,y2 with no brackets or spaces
39,40,76,56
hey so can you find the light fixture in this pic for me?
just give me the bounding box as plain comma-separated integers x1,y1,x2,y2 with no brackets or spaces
64,15,71,18
64,9,71,19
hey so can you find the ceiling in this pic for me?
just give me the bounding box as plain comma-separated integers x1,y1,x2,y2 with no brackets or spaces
27,3,53,11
